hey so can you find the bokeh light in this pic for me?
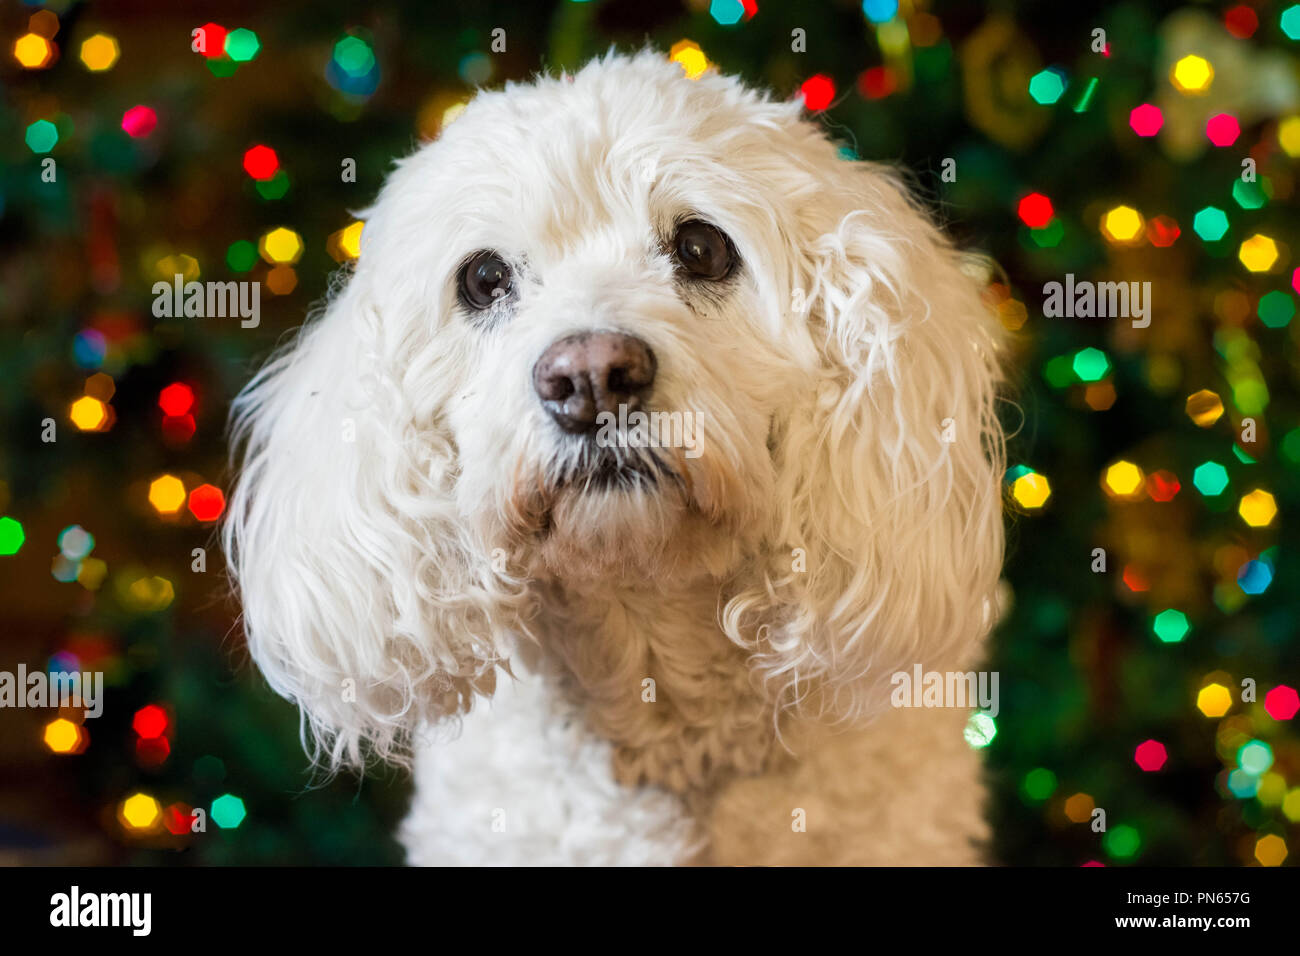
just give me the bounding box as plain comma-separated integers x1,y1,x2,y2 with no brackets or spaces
148,474,187,515
212,793,248,829
1102,460,1144,499
1238,234,1279,272
259,227,304,265
1197,683,1232,718
1101,205,1143,243
119,792,161,832
669,40,710,80
800,74,835,111
1237,489,1277,527
1134,739,1167,771
1185,389,1224,427
1265,686,1300,721
1129,103,1162,137
79,33,119,71
1170,54,1213,94
1152,608,1190,643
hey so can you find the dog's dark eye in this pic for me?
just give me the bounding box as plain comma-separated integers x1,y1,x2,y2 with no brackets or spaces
460,250,512,310
672,221,733,280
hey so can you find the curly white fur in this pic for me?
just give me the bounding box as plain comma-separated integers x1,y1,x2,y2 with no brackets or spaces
224,52,1006,865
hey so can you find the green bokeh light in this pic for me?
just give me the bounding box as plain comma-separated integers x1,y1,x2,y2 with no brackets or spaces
1192,461,1229,496
211,793,247,829
1258,291,1295,328
1028,68,1067,105
226,240,258,272
26,119,59,154
225,28,260,63
1232,178,1268,210
1072,347,1110,382
1238,740,1274,775
0,516,25,555
1103,824,1141,859
1153,608,1190,643
1023,768,1057,801
1193,206,1229,241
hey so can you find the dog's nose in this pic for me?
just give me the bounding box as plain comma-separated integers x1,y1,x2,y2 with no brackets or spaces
532,331,657,434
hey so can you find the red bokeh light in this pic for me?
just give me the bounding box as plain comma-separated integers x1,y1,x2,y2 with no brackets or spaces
1129,103,1163,137
158,382,195,417
1134,739,1167,772
162,414,196,445
1206,114,1240,147
243,144,279,181
188,484,226,522
136,735,171,767
195,22,228,58
1147,469,1181,501
121,106,157,138
1265,685,1299,721
1146,216,1180,248
1122,565,1149,593
1223,5,1259,39
1017,192,1054,229
800,74,835,111
164,803,196,836
133,704,168,739
857,66,896,100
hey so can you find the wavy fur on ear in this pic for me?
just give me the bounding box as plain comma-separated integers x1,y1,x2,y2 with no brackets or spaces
723,154,1006,723
223,251,529,771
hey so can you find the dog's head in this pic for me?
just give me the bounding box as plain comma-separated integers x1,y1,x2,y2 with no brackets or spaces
224,52,1006,767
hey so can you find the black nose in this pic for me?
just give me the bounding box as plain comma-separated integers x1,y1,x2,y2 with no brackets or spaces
532,331,657,434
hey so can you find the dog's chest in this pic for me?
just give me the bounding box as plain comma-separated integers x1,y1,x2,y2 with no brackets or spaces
401,667,700,865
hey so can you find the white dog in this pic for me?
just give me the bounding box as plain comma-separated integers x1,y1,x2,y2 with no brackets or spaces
224,51,1006,865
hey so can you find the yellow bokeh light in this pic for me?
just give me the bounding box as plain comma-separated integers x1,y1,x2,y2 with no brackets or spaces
1103,460,1145,498
148,474,187,514
1170,55,1213,94
1238,234,1279,273
1254,834,1287,867
79,33,119,72
78,557,108,591
70,396,107,431
120,792,161,831
1196,682,1232,718
338,220,363,259
1257,773,1287,807
1011,472,1051,510
127,575,174,612
260,227,303,265
1185,389,1224,427
1238,489,1277,527
1283,789,1300,823
1280,117,1300,158
997,297,1028,331
441,102,467,127
1064,792,1094,824
13,32,54,69
669,40,710,80
43,718,80,754
156,253,200,282
1101,205,1144,244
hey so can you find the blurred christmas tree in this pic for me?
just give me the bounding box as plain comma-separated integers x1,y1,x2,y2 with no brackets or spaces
1,0,1297,865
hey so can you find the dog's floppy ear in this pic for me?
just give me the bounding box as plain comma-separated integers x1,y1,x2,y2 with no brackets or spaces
223,262,521,770
727,155,1006,722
